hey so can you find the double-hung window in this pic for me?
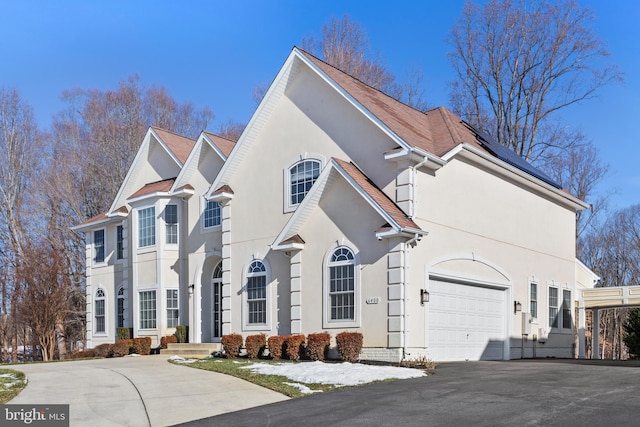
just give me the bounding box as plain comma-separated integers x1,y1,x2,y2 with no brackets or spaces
166,289,179,328
138,207,156,248
94,229,105,263
165,204,178,244
116,225,124,260
203,200,221,228
246,261,267,325
95,289,106,333
139,290,156,329
328,247,356,321
530,283,537,319
549,286,559,328
562,290,572,330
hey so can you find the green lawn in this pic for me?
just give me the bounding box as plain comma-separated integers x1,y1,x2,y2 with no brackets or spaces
170,358,340,398
0,369,26,403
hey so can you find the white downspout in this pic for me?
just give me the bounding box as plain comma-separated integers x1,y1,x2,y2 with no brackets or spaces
403,233,421,361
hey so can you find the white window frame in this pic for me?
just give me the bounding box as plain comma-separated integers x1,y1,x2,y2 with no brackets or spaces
164,204,178,245
139,290,157,330
138,206,156,248
323,244,360,329
242,259,271,331
283,155,324,213
212,262,223,339
95,288,106,335
166,289,179,328
202,199,221,230
116,225,124,261
561,289,572,331
93,229,106,265
117,286,126,328
548,285,559,329
529,281,538,320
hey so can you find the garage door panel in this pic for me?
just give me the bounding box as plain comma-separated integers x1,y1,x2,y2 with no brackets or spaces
428,280,506,361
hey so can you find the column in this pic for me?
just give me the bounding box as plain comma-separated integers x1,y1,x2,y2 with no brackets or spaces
578,305,586,359
290,251,302,334
220,201,233,336
387,238,404,348
592,309,600,359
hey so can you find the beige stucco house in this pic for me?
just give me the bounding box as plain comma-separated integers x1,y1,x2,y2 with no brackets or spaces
73,47,597,362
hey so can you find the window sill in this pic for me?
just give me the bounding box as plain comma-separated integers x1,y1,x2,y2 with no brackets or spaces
243,324,270,332
323,320,360,329
201,225,221,234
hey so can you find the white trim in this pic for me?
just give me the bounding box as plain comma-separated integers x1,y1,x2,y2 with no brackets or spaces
283,154,325,213
94,288,107,336
323,241,361,329
92,228,107,267
241,258,272,332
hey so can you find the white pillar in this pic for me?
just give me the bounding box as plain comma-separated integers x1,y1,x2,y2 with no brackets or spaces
290,251,302,335
592,309,600,359
578,306,586,359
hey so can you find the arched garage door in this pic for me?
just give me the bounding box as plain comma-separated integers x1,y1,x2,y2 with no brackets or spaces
428,279,507,361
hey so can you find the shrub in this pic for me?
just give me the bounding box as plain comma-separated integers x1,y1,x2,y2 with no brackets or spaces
112,340,131,357
400,355,437,370
221,333,243,358
94,343,113,358
336,331,363,362
132,337,152,355
267,335,286,359
175,325,188,343
68,349,97,359
116,327,132,340
245,334,267,358
160,335,178,349
284,335,306,360
306,332,331,361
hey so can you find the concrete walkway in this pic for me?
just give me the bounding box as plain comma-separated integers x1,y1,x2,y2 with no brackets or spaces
10,355,288,426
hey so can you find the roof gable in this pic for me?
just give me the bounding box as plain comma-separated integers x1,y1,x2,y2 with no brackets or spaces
272,158,422,249
108,127,194,214
173,131,235,193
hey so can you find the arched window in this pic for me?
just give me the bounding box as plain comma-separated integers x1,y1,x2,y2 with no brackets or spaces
95,289,106,333
117,287,125,328
289,160,320,205
324,246,359,328
246,261,267,326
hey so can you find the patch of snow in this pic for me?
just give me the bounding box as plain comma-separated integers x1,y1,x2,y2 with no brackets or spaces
283,382,323,394
0,374,18,380
240,361,425,386
125,353,141,357
168,355,199,364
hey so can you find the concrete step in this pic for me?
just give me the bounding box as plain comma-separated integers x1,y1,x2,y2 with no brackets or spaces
161,343,221,358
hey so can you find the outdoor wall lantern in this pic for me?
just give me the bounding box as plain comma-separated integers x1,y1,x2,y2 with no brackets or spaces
188,284,195,294
420,289,429,305
514,301,522,314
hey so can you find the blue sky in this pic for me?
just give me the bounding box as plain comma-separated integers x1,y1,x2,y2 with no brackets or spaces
1,1,638,211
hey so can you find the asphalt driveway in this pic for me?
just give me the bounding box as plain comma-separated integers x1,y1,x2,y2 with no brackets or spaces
9,355,287,426
179,359,640,427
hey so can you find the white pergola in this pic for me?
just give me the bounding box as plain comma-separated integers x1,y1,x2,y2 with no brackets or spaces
578,286,640,359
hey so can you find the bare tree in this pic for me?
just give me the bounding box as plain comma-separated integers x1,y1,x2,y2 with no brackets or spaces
216,119,244,141
539,139,612,251
16,242,69,361
448,0,622,162
302,15,429,110
0,87,41,362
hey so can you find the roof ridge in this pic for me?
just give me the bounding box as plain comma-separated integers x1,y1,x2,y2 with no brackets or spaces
203,130,237,143
294,46,429,117
151,126,196,141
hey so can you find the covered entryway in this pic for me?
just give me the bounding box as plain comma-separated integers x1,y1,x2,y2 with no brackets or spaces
428,279,507,361
578,285,640,359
